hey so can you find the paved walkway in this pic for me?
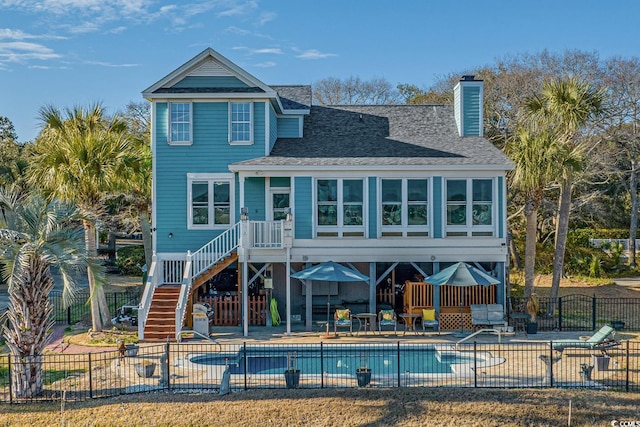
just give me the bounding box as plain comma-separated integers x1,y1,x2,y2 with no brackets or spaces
613,277,640,287
45,324,118,354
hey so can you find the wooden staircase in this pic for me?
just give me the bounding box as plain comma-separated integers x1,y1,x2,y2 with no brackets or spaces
143,285,181,342
142,252,239,341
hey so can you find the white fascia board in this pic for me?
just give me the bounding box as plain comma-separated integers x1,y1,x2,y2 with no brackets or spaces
143,93,277,101
279,109,311,115
229,164,514,173
142,47,275,97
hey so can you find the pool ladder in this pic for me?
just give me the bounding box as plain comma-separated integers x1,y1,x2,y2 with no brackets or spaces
455,328,507,350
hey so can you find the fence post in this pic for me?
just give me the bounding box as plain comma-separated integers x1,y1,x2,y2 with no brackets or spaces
592,294,597,331
626,340,630,392
473,341,477,388
243,342,247,391
558,297,562,331
67,306,71,326
320,342,324,389
549,342,554,388
397,341,401,388
165,342,171,392
8,354,12,404
88,353,93,399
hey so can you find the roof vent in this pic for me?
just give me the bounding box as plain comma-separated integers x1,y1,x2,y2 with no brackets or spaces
461,75,476,81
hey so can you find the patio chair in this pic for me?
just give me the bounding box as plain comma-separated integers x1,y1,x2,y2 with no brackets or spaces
334,308,352,336
552,324,619,354
421,308,440,334
378,309,397,335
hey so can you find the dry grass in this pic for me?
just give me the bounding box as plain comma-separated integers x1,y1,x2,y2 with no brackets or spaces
0,388,637,426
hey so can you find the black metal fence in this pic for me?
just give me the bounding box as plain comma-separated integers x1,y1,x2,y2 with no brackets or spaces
1,341,639,403
508,295,640,331
50,289,141,325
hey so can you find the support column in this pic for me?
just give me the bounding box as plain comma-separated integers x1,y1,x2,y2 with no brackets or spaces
305,279,312,332
286,246,291,335
433,262,441,313
242,260,249,337
369,263,376,314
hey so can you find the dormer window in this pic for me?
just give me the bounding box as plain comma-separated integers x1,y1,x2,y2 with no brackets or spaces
169,102,192,145
229,102,253,144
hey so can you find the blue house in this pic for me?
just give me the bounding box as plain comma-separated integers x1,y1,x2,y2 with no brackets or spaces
139,48,513,341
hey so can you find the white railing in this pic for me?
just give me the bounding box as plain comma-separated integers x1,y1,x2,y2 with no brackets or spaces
138,258,158,340
175,258,193,341
250,220,284,248
191,222,241,278
163,259,185,284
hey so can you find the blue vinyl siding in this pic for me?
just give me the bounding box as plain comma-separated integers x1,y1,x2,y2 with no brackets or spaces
294,177,312,239
277,117,300,138
269,105,277,152
245,177,266,221
271,177,290,188
172,76,249,88
155,101,265,253
368,177,377,238
498,176,504,238
462,86,481,136
432,177,443,238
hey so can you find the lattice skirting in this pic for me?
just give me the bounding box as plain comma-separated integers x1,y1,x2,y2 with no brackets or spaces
440,313,473,331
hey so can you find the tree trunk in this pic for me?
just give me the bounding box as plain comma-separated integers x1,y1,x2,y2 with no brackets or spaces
2,255,54,398
523,198,539,301
139,207,153,269
548,177,573,316
508,229,522,270
629,159,638,268
82,219,102,332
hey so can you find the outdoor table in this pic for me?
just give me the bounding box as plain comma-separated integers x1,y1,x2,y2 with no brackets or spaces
354,313,377,335
399,313,421,336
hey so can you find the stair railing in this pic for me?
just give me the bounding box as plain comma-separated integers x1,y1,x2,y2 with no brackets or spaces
174,222,242,339
137,255,158,340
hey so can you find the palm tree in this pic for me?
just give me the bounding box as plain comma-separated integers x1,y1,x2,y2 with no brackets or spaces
29,103,140,331
0,189,101,398
527,78,605,314
507,127,560,300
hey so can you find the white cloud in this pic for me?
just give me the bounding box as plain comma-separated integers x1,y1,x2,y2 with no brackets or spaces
217,1,257,17
255,61,275,68
0,41,61,62
108,26,127,34
252,48,282,55
67,22,100,34
257,11,276,26
85,60,139,67
28,64,69,69
0,28,67,40
296,49,337,60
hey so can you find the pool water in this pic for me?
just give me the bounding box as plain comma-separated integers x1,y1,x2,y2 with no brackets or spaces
190,347,481,375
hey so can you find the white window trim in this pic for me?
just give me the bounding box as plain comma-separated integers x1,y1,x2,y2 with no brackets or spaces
168,102,193,146
229,102,254,145
314,178,367,238
187,173,235,230
444,178,496,237
379,178,430,237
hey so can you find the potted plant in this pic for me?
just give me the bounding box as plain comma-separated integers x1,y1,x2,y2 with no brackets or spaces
356,353,371,387
133,360,156,378
526,293,539,334
284,351,300,388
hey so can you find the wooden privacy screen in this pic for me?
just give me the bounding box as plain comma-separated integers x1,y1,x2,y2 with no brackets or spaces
197,295,267,326
403,281,497,315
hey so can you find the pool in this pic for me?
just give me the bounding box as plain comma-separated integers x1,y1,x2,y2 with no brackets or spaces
186,344,499,377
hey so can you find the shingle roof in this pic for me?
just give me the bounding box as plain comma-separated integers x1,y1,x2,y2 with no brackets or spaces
232,105,513,168
271,85,312,110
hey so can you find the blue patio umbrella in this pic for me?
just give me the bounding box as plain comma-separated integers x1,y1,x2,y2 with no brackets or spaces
291,261,369,334
426,262,500,335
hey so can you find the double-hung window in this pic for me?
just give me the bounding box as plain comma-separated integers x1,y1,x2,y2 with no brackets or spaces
229,102,252,144
169,102,192,145
187,174,234,229
316,178,364,237
445,178,494,236
380,178,429,237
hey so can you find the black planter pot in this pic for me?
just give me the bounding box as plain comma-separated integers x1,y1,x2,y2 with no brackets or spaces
526,322,538,334
284,369,300,388
356,369,372,387
611,321,625,330
124,344,139,357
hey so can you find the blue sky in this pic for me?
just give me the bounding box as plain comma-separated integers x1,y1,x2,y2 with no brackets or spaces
1,0,639,142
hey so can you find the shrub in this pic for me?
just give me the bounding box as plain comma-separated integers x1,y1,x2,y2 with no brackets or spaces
115,245,145,276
